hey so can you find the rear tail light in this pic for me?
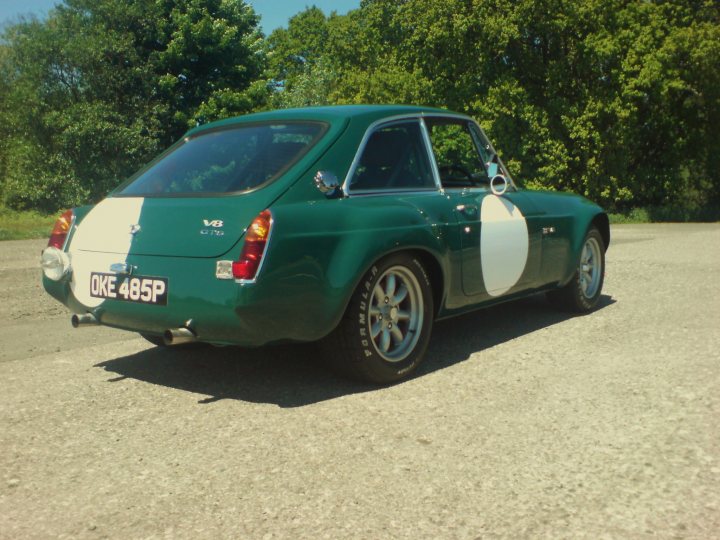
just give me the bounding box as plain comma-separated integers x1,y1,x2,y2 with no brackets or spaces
232,210,273,281
48,209,74,249
42,209,74,281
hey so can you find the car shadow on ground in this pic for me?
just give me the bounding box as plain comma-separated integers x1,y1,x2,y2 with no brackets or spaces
95,294,615,407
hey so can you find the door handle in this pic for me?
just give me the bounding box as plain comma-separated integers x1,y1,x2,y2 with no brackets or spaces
456,204,478,217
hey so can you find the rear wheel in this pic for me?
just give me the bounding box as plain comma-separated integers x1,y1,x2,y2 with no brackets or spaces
547,226,605,312
323,253,434,384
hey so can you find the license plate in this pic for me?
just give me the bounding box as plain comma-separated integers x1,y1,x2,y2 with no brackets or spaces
90,272,168,305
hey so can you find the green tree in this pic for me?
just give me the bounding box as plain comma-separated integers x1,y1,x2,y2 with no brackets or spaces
2,0,718,215
267,4,433,107
267,6,329,86
278,0,719,212
0,44,10,185
0,0,268,212
266,6,343,108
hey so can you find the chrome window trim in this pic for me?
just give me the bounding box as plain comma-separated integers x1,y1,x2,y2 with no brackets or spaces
423,114,519,192
342,113,462,197
418,117,444,192
343,189,441,198
341,111,516,196
62,213,77,251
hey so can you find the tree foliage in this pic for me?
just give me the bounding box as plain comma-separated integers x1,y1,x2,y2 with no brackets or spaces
268,0,719,211
0,0,266,211
1,0,718,214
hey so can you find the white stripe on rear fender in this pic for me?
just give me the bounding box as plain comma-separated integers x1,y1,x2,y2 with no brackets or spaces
69,198,145,308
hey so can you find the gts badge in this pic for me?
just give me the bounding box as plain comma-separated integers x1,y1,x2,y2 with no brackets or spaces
201,219,225,237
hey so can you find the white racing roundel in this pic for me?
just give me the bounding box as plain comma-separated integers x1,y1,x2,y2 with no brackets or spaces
480,195,529,296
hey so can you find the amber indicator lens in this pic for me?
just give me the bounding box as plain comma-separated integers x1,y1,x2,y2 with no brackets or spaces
232,210,273,280
48,209,74,249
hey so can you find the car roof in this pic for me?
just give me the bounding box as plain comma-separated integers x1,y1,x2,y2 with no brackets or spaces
187,105,470,136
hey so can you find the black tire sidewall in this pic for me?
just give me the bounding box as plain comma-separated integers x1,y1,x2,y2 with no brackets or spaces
346,254,434,383
572,228,605,311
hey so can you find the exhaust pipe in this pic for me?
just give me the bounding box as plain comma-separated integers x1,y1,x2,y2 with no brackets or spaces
163,327,197,346
72,313,99,328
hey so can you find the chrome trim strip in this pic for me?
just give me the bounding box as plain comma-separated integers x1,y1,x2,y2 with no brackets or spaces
109,262,134,275
342,111,514,196
342,189,442,199
61,213,77,252
419,117,443,191
464,120,518,190
342,112,472,197
420,112,474,121
421,114,519,192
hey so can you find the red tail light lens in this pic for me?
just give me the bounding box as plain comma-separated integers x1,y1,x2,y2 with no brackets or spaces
232,210,273,280
48,209,74,249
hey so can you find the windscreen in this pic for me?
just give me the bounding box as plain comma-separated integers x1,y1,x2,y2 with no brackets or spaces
118,122,326,196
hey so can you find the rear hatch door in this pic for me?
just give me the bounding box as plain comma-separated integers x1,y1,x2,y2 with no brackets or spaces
69,194,274,258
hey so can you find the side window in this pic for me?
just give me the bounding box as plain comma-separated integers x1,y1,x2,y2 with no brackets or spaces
349,121,436,192
425,119,488,188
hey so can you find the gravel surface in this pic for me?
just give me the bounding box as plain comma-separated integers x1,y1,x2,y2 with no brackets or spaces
1,224,719,539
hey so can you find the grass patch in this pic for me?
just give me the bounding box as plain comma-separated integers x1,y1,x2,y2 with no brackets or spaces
609,205,720,224
0,207,57,241
609,208,650,224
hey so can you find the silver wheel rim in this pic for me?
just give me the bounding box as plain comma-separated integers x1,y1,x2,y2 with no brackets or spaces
368,266,424,363
579,237,602,299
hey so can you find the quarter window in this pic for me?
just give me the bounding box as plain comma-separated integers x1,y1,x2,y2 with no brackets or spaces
349,122,436,192
425,119,489,188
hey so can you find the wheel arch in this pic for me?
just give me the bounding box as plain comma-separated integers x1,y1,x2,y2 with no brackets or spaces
407,248,445,318
320,245,441,383
342,246,447,321
591,212,610,251
560,208,610,287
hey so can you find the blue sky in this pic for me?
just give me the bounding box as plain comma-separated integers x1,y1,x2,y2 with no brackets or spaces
0,0,360,33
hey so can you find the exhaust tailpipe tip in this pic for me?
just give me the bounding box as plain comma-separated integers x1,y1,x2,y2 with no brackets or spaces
72,313,99,328
163,327,197,346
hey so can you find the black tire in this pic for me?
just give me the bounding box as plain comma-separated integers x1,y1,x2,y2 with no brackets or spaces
547,226,605,312
323,253,434,384
140,333,166,347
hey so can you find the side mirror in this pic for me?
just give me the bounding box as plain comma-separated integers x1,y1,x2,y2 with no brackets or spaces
490,174,508,196
314,170,343,199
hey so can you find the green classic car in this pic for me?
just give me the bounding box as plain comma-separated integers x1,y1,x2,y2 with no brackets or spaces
42,105,608,383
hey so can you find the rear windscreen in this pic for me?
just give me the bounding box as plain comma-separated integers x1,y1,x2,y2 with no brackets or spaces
117,122,326,196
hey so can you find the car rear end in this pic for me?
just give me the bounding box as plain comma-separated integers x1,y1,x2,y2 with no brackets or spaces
41,116,338,346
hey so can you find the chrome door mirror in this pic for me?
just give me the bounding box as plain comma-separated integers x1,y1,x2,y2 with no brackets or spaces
314,170,343,199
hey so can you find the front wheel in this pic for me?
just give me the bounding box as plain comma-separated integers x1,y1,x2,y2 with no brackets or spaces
323,253,434,384
547,226,606,312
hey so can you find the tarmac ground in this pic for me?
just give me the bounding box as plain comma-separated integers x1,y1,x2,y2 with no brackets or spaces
1,224,718,539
